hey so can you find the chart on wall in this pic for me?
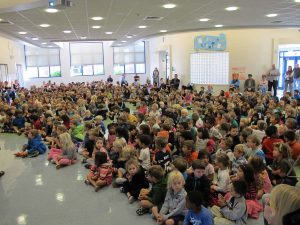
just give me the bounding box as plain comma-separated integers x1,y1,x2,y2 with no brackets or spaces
190,52,229,85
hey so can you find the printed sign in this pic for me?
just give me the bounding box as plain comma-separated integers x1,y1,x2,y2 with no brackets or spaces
194,33,226,51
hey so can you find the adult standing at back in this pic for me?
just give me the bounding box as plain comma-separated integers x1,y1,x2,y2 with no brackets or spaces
244,74,256,92
170,74,180,89
267,64,280,97
293,64,300,90
153,67,159,86
284,66,293,94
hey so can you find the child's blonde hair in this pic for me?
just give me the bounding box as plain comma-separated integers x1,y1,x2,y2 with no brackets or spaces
234,144,244,154
247,134,260,146
119,145,136,161
59,132,75,151
125,159,140,171
113,139,126,151
270,184,300,225
167,170,185,191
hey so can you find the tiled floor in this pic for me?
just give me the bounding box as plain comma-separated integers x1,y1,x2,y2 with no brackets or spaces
0,133,274,225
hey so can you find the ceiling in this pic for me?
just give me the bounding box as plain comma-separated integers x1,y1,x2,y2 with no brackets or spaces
0,0,299,48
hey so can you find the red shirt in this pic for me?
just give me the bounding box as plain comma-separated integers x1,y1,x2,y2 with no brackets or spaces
262,137,283,160
289,141,300,161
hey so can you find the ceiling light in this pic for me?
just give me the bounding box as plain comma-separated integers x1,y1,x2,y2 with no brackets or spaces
48,46,53,48
32,37,39,40
63,30,72,33
41,42,47,45
225,6,239,11
121,41,127,43
214,24,224,28
294,0,300,2
105,32,113,34
117,43,122,46
199,18,210,22
162,3,177,9
45,8,58,13
40,24,50,27
138,25,147,28
160,30,167,33
80,36,87,39
92,26,101,29
18,31,27,35
0,18,2,22
266,14,278,17
91,17,103,21
126,35,133,38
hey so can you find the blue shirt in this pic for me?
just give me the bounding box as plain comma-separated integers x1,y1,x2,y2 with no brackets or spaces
183,206,213,225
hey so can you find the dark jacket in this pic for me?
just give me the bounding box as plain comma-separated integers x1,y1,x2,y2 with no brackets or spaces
185,173,211,207
12,116,25,128
122,167,149,198
147,177,167,208
27,135,47,154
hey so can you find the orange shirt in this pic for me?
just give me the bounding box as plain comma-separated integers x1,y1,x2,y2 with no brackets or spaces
185,151,198,165
289,141,300,161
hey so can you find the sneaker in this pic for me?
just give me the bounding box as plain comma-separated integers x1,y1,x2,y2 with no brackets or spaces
0,171,4,177
56,164,62,169
115,177,127,185
128,195,135,204
81,159,87,164
84,164,91,169
94,186,101,192
120,187,125,193
136,207,149,216
28,151,39,158
84,179,90,185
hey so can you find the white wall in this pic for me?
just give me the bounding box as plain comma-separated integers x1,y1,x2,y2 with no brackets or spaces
24,42,150,88
147,28,300,93
0,36,25,84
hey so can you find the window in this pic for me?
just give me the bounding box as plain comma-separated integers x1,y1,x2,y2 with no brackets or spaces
113,42,146,74
0,64,8,82
70,42,104,76
24,46,61,78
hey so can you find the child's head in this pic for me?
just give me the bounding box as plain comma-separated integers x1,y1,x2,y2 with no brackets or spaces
56,125,67,135
28,129,39,138
265,125,278,138
155,137,168,150
230,125,239,137
167,170,185,193
246,134,260,149
186,191,203,211
59,132,75,150
182,140,195,156
181,108,189,118
125,159,140,176
139,124,151,135
248,156,265,174
236,164,255,185
172,157,188,173
119,145,136,161
273,142,291,160
112,139,126,152
230,180,247,197
88,129,98,140
215,153,230,168
284,130,296,143
95,137,105,149
197,150,210,164
233,144,245,159
147,165,164,183
197,127,209,140
137,134,152,148
191,159,206,178
257,120,267,131
220,137,233,150
107,123,117,135
94,151,108,167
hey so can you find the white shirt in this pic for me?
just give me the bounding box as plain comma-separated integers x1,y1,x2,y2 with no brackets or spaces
139,147,150,170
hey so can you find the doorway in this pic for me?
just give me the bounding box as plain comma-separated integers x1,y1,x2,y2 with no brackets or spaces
158,50,171,81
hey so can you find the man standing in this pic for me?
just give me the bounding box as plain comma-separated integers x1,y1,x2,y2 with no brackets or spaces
244,74,256,92
293,64,300,90
152,67,159,86
170,74,180,89
267,64,280,96
107,75,113,83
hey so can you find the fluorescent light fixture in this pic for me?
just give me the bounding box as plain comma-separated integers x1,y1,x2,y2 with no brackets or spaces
32,37,39,40
92,26,101,29
48,46,53,48
160,30,167,33
45,8,58,13
225,6,239,11
138,25,147,28
80,36,87,39
40,24,50,27
41,42,47,45
91,17,103,21
121,40,127,43
266,14,278,17
214,24,224,27
199,18,210,22
163,3,177,9
18,31,27,35
0,18,2,21
63,30,72,33
105,32,113,34
294,0,300,2
117,43,122,46
126,35,133,38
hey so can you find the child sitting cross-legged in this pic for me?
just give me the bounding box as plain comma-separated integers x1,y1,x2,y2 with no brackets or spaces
231,144,247,175
153,137,172,172
211,180,248,225
136,165,167,216
15,129,47,158
152,170,187,225
183,191,214,225
185,160,211,207
85,152,113,192
121,159,149,204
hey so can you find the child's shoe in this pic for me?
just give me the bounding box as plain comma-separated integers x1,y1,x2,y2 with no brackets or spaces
14,152,22,157
28,151,39,158
84,179,90,185
128,195,135,204
56,164,62,169
94,186,101,192
136,207,149,216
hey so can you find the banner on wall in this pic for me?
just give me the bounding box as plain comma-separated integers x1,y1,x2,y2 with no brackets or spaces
232,66,246,80
194,33,226,51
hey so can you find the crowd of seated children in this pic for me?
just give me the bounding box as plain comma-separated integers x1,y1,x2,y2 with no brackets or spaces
1,78,300,225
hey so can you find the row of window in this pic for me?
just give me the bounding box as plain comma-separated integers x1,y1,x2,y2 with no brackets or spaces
25,42,146,78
